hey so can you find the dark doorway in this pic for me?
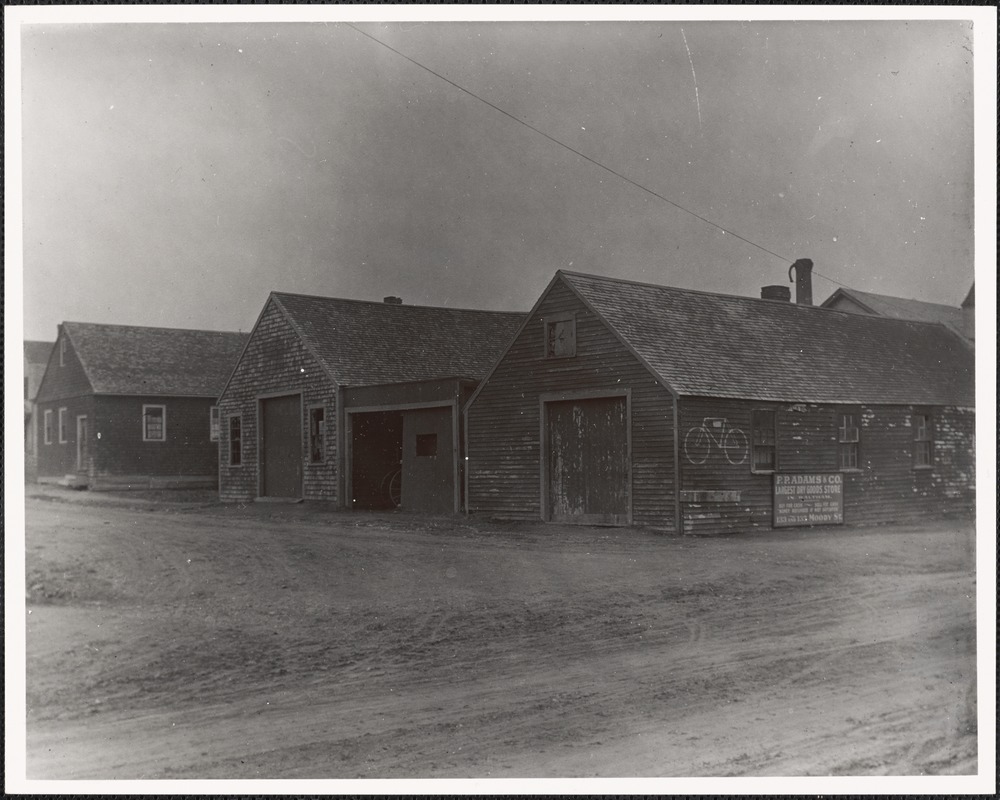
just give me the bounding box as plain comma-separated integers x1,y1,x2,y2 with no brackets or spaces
546,396,629,525
260,394,302,498
350,411,403,509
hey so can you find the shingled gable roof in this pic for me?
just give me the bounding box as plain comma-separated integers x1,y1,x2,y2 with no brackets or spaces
557,271,974,407
270,292,526,387
62,322,250,396
820,286,966,331
24,340,54,365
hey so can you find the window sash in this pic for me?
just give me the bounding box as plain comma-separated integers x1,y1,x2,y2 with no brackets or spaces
210,406,220,442
229,416,242,466
44,410,53,444
308,407,325,463
143,405,166,441
913,412,933,466
751,410,776,471
58,408,68,443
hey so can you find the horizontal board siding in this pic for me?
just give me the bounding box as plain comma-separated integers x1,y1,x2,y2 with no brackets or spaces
217,300,338,504
35,395,96,479
468,280,675,529
679,398,975,534
94,395,218,478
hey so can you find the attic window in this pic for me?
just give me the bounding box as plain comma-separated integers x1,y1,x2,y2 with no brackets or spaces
544,313,576,358
143,405,166,442
59,338,66,367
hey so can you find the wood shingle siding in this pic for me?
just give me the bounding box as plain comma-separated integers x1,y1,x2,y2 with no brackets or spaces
216,292,524,509
218,299,337,504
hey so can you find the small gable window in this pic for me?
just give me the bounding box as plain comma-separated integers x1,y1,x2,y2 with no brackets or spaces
58,408,69,444
59,338,66,367
544,313,576,358
229,415,242,466
143,405,166,442
44,410,53,445
308,406,325,463
838,409,861,470
751,409,776,472
913,410,934,468
210,406,220,442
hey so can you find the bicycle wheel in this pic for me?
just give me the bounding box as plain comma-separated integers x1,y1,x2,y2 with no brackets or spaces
386,468,401,508
684,427,711,465
723,428,748,465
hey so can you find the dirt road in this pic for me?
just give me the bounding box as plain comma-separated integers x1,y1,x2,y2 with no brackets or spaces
21,489,977,779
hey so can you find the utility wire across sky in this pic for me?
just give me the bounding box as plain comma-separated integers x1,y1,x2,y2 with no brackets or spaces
345,22,857,294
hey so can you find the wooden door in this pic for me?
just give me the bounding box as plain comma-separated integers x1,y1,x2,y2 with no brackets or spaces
76,415,88,473
547,396,628,525
401,407,454,514
261,395,302,498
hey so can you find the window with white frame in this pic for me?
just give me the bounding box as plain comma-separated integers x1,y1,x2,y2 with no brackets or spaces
142,404,166,441
44,409,53,445
210,406,220,442
58,407,69,443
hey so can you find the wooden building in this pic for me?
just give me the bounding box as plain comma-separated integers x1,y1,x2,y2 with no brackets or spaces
464,265,975,534
821,284,973,342
24,340,54,481
34,322,249,490
216,292,524,511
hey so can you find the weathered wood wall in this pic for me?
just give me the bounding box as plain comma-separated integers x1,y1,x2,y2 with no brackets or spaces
467,278,676,528
678,397,975,534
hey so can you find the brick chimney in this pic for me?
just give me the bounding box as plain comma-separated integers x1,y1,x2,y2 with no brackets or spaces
761,285,791,302
788,258,814,305
383,296,402,305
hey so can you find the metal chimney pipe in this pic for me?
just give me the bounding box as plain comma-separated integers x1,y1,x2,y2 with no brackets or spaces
788,259,814,306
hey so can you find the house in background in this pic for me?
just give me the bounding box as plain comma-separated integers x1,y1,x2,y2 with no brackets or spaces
465,260,975,534
34,322,249,489
216,292,524,511
820,284,974,343
24,340,54,481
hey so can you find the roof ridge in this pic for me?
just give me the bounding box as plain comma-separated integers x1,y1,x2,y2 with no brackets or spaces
559,270,960,331
61,321,249,337
271,290,524,317
846,287,961,310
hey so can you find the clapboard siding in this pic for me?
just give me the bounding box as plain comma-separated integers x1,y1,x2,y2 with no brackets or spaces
468,279,675,528
678,398,975,534
217,298,338,503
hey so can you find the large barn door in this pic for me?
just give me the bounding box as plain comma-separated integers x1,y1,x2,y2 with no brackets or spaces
260,395,302,498
546,396,628,525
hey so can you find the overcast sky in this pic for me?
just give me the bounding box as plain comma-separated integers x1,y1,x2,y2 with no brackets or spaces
11,10,987,341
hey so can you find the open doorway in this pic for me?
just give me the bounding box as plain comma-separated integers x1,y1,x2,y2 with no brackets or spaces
350,410,403,510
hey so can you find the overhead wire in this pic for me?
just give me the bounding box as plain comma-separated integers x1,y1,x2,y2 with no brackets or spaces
345,23,865,297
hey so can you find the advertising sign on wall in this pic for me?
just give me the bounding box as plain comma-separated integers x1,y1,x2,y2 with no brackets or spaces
773,473,844,527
